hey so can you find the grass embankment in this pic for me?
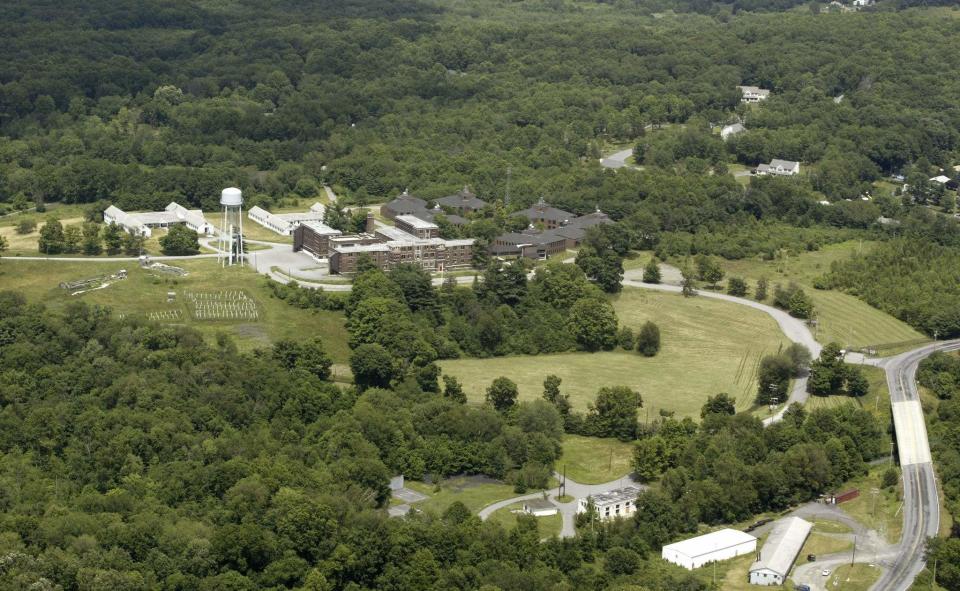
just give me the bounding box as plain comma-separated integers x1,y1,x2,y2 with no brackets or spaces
487,502,563,538
717,240,927,350
799,532,853,557
825,564,882,591
404,477,521,515
440,288,786,418
836,463,902,544
0,258,350,361
560,435,634,484
806,365,891,424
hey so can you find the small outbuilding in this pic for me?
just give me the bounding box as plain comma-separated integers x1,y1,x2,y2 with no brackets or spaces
661,529,757,570
748,517,812,586
523,498,558,517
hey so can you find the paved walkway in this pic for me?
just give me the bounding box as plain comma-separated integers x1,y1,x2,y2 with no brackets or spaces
477,472,643,538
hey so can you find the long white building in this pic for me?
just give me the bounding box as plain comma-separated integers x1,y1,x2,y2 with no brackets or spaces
248,203,325,235
749,517,812,586
661,529,757,570
103,202,214,238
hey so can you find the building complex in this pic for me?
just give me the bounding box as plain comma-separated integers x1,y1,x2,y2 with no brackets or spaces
104,202,214,238
248,203,325,235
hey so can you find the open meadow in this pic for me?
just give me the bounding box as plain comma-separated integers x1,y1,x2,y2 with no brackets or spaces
0,257,350,362
440,288,787,418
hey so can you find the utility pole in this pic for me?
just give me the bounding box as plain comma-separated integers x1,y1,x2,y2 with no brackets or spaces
851,535,856,566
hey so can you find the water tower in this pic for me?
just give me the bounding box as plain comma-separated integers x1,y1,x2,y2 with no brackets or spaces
218,187,245,266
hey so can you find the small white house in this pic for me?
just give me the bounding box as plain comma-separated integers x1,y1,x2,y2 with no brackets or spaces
523,498,558,517
756,159,800,176
930,175,952,185
661,529,757,570
721,123,746,141
749,517,812,586
577,486,641,521
738,85,770,103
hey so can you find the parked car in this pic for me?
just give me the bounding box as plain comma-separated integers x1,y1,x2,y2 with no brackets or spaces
807,554,816,562
822,568,831,576
795,585,811,591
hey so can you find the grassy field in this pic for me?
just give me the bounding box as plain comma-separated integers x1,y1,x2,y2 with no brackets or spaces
837,462,902,544
0,258,351,361
487,502,563,538
560,436,634,484
805,366,891,424
207,210,292,244
716,241,926,350
440,288,787,417
799,531,853,557
825,564,882,591
709,546,758,591
405,477,521,515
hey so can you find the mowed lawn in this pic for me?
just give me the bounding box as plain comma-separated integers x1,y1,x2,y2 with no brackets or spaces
0,258,351,361
718,241,926,350
440,288,787,418
561,435,634,484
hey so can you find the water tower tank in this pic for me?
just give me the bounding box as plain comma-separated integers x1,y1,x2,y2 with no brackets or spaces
221,187,243,206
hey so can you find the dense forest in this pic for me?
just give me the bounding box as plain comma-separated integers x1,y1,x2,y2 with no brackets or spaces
0,291,887,590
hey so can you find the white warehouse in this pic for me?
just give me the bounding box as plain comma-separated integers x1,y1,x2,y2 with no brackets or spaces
661,529,757,570
749,517,812,586
248,203,325,236
103,202,214,238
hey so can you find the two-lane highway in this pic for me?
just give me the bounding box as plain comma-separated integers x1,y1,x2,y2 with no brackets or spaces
872,341,958,591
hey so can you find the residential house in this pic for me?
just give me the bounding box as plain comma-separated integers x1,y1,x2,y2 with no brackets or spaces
738,85,771,103
756,159,800,176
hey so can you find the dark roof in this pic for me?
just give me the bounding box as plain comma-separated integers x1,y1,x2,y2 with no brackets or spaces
436,187,488,210
514,199,574,224
566,211,612,229
493,229,566,248
382,191,427,215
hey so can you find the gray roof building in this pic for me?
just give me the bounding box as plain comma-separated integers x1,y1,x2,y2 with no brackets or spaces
436,186,488,213
748,517,812,586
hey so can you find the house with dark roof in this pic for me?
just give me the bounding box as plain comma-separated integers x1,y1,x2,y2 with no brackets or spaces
381,190,428,220
490,227,567,260
514,198,575,230
552,209,612,248
436,186,489,214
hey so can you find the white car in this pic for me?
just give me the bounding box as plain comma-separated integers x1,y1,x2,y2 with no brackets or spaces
821,568,831,576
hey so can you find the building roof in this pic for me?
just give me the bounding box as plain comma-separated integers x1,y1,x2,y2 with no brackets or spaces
300,220,342,236
770,159,800,169
494,229,567,248
333,243,391,255
930,175,952,184
738,85,771,97
514,199,575,224
382,191,427,214
663,529,757,559
376,226,419,242
587,486,642,507
749,517,812,577
436,186,489,210
721,123,746,137
396,214,439,230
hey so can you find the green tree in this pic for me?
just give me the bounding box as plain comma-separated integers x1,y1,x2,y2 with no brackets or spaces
442,375,466,403
63,224,82,253
788,288,814,319
122,231,145,255
617,326,635,350
701,393,736,417
755,276,769,301
844,365,869,397
81,222,102,255
160,225,200,256
642,258,661,284
38,217,65,254
681,267,697,297
568,297,619,351
591,385,642,440
543,374,570,415
349,343,394,391
757,354,792,404
486,376,519,412
15,219,36,234
632,436,667,481
635,321,661,357
102,222,123,255
726,276,748,297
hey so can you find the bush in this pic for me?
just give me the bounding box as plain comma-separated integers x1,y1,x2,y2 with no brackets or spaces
642,258,661,284
636,321,661,357
727,276,748,297
617,326,635,350
16,219,36,234
882,467,898,488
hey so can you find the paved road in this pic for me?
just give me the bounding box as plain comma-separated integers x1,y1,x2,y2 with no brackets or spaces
866,341,957,591
477,472,643,538
600,148,634,169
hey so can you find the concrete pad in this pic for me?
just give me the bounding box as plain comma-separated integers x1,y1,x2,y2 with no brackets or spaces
892,401,932,465
392,487,428,504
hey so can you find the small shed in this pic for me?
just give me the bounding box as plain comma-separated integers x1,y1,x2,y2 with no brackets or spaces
389,475,405,491
661,529,757,570
523,498,558,517
749,517,812,586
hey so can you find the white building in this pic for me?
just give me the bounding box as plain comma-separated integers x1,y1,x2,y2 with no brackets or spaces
576,486,641,521
721,123,746,140
930,175,952,185
523,498,558,517
661,529,757,570
749,517,812,586
248,202,325,235
756,159,801,176
103,202,214,238
738,85,771,103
